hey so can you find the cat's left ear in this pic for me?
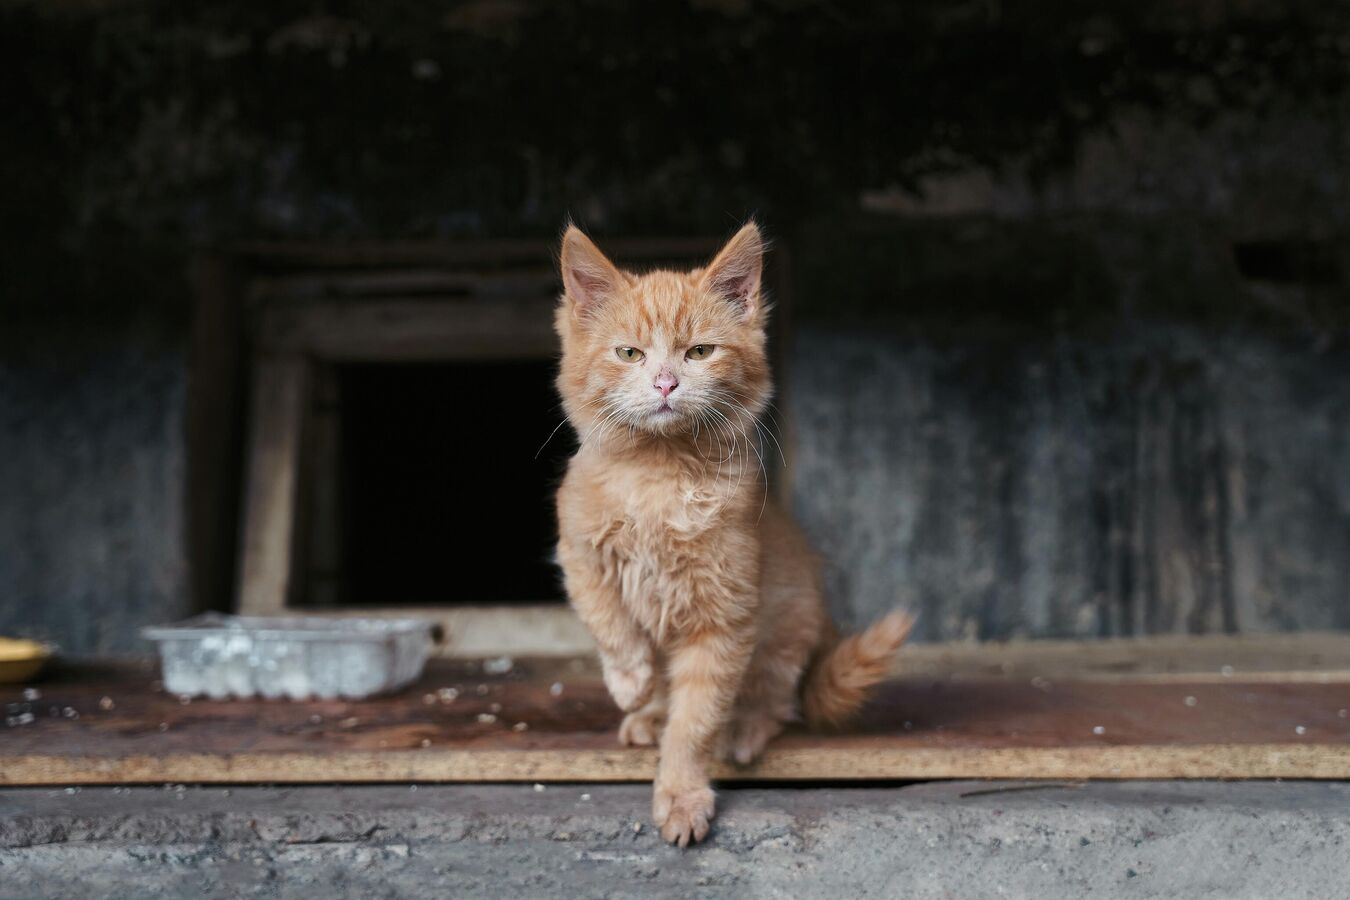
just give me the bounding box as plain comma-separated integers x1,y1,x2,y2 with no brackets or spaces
701,222,764,320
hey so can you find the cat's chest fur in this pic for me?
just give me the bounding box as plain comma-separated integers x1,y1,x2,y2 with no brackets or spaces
562,452,755,635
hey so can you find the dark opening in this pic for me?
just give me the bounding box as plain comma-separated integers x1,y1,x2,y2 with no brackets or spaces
1232,240,1342,285
317,361,572,606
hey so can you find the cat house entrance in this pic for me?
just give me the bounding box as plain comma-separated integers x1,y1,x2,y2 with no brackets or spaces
300,360,571,609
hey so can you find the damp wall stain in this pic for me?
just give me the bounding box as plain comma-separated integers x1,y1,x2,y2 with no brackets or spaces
790,328,1350,641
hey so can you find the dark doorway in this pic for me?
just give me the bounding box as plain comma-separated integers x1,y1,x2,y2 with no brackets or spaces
307,361,572,607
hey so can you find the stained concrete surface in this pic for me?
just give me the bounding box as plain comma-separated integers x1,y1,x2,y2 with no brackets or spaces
2,781,1347,899
791,326,1350,640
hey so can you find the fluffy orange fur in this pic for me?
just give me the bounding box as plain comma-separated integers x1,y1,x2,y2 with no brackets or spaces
554,222,912,846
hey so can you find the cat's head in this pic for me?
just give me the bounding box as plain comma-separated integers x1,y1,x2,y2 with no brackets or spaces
555,223,771,445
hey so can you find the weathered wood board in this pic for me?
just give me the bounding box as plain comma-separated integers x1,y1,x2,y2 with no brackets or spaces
2,659,1348,785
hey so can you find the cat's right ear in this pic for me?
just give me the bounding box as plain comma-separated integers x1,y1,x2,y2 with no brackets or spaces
560,226,625,317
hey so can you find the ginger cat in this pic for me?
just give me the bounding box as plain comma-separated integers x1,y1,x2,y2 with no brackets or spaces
553,222,912,846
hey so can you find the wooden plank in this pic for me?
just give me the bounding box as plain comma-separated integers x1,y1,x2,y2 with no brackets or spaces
249,268,562,302
2,662,1347,785
235,358,309,616
9,744,1350,785
255,298,559,361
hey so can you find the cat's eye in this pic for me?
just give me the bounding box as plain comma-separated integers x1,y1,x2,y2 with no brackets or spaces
686,344,715,360
616,346,645,362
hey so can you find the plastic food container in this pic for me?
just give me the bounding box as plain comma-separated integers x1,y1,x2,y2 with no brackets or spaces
142,613,435,700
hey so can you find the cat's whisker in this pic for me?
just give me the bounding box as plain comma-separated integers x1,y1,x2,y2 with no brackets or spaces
547,394,618,457
705,412,734,486
708,399,772,522
593,407,629,448
700,408,735,466
755,418,788,468
706,406,753,501
716,394,785,469
702,385,788,464
534,418,571,460
577,400,626,449
709,390,786,472
720,405,768,512
695,410,729,473
703,391,774,477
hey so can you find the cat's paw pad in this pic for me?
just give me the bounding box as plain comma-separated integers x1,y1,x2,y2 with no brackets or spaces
603,660,653,712
653,784,715,848
618,708,664,746
724,715,784,766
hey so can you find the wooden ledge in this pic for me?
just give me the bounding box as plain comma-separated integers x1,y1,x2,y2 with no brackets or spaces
3,651,1348,785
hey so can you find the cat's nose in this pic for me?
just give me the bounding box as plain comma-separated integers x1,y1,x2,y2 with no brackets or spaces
654,371,679,397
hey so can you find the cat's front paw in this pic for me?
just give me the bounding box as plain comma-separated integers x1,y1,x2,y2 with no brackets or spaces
602,659,654,712
652,783,715,848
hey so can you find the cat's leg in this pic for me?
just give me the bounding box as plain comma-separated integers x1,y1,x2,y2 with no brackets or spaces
653,625,754,846
557,543,655,713
618,676,667,747
724,535,828,766
729,604,820,766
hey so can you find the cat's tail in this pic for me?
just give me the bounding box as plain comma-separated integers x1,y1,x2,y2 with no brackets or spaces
800,609,915,730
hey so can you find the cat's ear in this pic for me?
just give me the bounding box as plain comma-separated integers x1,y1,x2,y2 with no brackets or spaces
560,225,625,316
702,222,764,320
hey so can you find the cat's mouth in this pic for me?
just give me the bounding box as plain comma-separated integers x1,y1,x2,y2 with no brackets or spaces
643,400,682,430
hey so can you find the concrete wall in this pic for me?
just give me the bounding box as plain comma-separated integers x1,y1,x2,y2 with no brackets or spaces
787,216,1350,640
2,1,1348,653
793,327,1350,640
0,328,191,654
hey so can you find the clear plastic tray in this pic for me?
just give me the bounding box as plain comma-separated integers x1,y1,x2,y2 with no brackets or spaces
142,613,435,700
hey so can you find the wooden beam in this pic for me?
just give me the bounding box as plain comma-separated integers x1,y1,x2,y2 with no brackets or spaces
235,358,309,616
256,298,559,361
8,742,1350,785
248,268,561,302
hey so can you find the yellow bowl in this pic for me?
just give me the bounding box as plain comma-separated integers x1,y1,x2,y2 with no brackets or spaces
0,638,53,683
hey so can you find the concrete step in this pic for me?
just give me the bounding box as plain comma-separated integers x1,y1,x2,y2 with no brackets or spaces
2,781,1346,899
